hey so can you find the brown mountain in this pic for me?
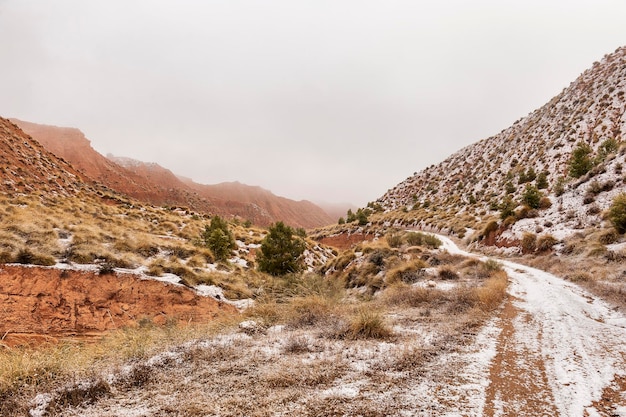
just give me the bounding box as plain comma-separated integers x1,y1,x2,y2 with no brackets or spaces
0,117,85,195
13,119,333,228
178,178,334,229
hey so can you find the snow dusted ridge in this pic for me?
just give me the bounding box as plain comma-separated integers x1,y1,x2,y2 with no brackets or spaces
378,46,626,240
437,234,626,416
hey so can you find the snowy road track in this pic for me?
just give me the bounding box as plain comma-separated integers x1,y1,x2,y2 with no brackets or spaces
437,234,626,416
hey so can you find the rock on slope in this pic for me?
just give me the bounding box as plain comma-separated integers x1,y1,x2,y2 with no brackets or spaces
13,119,333,228
378,46,626,240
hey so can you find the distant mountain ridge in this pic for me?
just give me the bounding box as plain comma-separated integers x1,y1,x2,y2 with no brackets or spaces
12,118,333,228
377,46,626,242
12,119,334,228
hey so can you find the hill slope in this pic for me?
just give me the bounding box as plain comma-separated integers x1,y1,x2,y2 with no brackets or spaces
377,46,626,243
12,119,333,228
0,117,85,195
179,178,334,230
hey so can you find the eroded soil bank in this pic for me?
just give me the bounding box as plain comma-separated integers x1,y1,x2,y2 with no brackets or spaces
0,265,236,346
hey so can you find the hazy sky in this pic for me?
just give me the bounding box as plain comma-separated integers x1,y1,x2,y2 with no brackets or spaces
1,1,626,206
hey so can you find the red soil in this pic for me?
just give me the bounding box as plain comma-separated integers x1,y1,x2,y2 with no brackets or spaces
318,233,375,250
0,266,236,347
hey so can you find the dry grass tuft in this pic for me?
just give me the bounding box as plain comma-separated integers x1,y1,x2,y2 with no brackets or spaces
438,265,459,280
474,271,509,312
282,335,314,354
263,358,346,388
385,259,427,285
287,295,335,328
383,284,443,307
344,308,394,340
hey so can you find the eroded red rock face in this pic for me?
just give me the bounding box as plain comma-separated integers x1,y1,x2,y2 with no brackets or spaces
0,265,236,346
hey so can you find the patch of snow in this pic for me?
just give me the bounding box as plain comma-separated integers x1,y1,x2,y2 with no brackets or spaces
414,280,457,291
229,256,248,267
607,242,626,252
321,383,361,399
29,393,52,417
142,272,182,286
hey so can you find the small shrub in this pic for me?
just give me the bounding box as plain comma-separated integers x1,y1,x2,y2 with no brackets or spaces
438,265,459,280
569,141,594,178
569,271,593,282
609,193,626,234
583,195,595,205
587,204,601,215
15,249,55,266
345,309,393,340
257,222,306,276
386,232,403,248
599,229,619,245
554,176,566,197
522,184,542,209
597,138,619,162
536,171,549,189
383,284,444,307
521,232,537,253
405,232,423,246
587,180,603,196
202,216,236,262
536,234,558,252
386,260,427,284
538,197,552,210
368,250,387,267
283,335,313,354
98,262,116,275
475,272,508,312
481,221,498,239
287,296,333,328
483,259,503,272
423,234,442,248
500,197,517,220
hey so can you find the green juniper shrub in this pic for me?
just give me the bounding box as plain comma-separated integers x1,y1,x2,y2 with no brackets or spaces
257,222,306,276
202,216,236,262
569,141,594,178
609,193,626,234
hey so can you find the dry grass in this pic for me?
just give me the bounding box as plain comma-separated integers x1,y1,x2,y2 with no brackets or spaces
385,259,427,284
0,191,514,415
383,283,444,307
0,314,241,415
344,308,394,340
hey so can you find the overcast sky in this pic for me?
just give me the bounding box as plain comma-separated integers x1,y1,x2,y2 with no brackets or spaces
1,1,626,206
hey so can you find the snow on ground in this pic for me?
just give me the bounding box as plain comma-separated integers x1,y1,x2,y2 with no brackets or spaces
502,262,626,416
436,233,626,416
28,232,626,415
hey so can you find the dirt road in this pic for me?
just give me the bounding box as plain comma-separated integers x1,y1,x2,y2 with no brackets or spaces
438,235,626,416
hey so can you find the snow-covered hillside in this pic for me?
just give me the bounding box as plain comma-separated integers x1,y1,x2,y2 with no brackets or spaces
378,46,626,241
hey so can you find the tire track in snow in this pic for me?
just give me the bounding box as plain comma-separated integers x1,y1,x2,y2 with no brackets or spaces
434,234,626,416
